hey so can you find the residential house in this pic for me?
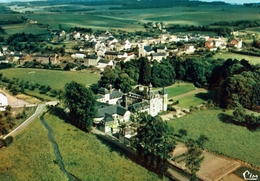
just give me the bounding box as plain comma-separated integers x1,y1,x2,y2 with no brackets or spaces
149,52,167,62
138,44,155,57
71,52,86,59
96,59,113,71
97,86,124,105
81,54,99,66
0,92,8,111
228,38,243,49
184,44,196,54
93,103,131,133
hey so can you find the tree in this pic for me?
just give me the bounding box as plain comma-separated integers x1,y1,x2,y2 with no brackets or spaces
185,139,204,180
132,112,176,174
138,57,152,85
196,134,209,149
64,81,96,132
178,128,187,137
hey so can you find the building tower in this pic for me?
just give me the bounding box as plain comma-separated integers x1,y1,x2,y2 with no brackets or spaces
162,87,168,111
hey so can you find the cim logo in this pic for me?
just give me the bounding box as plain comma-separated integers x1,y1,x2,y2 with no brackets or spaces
243,170,259,181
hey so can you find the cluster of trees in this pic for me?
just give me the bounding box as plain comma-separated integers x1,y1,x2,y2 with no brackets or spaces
0,73,62,99
217,60,260,109
131,112,176,175
211,20,260,30
64,81,96,132
96,56,223,93
231,107,260,130
5,32,65,55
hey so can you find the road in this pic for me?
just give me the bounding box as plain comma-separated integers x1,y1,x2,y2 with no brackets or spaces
3,104,45,139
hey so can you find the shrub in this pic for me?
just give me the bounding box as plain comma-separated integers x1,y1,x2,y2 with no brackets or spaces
4,136,13,147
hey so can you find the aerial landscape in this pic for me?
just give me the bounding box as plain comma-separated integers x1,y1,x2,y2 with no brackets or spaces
0,0,260,181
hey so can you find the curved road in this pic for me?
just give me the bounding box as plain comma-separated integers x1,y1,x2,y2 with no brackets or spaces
3,104,45,139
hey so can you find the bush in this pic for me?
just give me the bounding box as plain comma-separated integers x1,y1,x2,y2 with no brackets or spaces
15,112,24,119
0,139,5,148
4,136,13,146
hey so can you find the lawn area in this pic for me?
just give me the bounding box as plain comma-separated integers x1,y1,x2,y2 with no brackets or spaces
213,52,260,65
44,113,166,181
177,91,208,108
0,68,101,90
0,117,68,181
167,109,260,167
166,83,196,98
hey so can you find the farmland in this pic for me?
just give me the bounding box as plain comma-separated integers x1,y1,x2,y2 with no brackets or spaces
213,52,260,65
1,3,260,35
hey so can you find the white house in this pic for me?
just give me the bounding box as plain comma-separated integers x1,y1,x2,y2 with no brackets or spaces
0,93,8,111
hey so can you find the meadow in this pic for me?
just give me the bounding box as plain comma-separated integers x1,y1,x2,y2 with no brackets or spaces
213,52,260,65
168,109,260,167
0,68,101,90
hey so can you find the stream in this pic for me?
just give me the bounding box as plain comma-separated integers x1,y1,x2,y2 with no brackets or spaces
40,116,80,181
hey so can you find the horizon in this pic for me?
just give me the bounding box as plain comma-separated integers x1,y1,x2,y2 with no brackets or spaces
0,0,259,4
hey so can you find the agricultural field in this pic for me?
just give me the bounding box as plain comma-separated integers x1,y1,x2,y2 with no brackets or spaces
0,68,101,90
1,3,260,34
213,52,260,65
167,109,260,167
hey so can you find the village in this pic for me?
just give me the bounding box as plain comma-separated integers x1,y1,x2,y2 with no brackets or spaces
0,21,244,70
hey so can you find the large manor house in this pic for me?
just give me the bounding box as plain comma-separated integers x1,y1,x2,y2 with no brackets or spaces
93,83,168,133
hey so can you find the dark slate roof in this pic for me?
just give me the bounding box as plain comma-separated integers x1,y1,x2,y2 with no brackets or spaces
98,59,110,64
85,55,98,59
144,46,153,52
98,88,109,95
104,113,114,122
162,87,167,95
0,56,6,61
152,52,166,56
105,51,118,56
95,103,127,118
110,90,123,99
129,101,149,112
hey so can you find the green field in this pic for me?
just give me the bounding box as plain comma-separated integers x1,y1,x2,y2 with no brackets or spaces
1,3,260,34
166,83,196,98
214,52,260,65
0,111,166,181
44,114,165,181
0,68,101,90
0,116,68,181
168,109,260,166
177,90,208,108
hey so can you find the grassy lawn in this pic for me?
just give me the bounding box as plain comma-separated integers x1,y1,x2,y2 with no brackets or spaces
177,91,208,108
213,52,260,65
0,117,68,181
166,83,196,98
0,68,101,90
167,109,260,167
44,113,166,181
